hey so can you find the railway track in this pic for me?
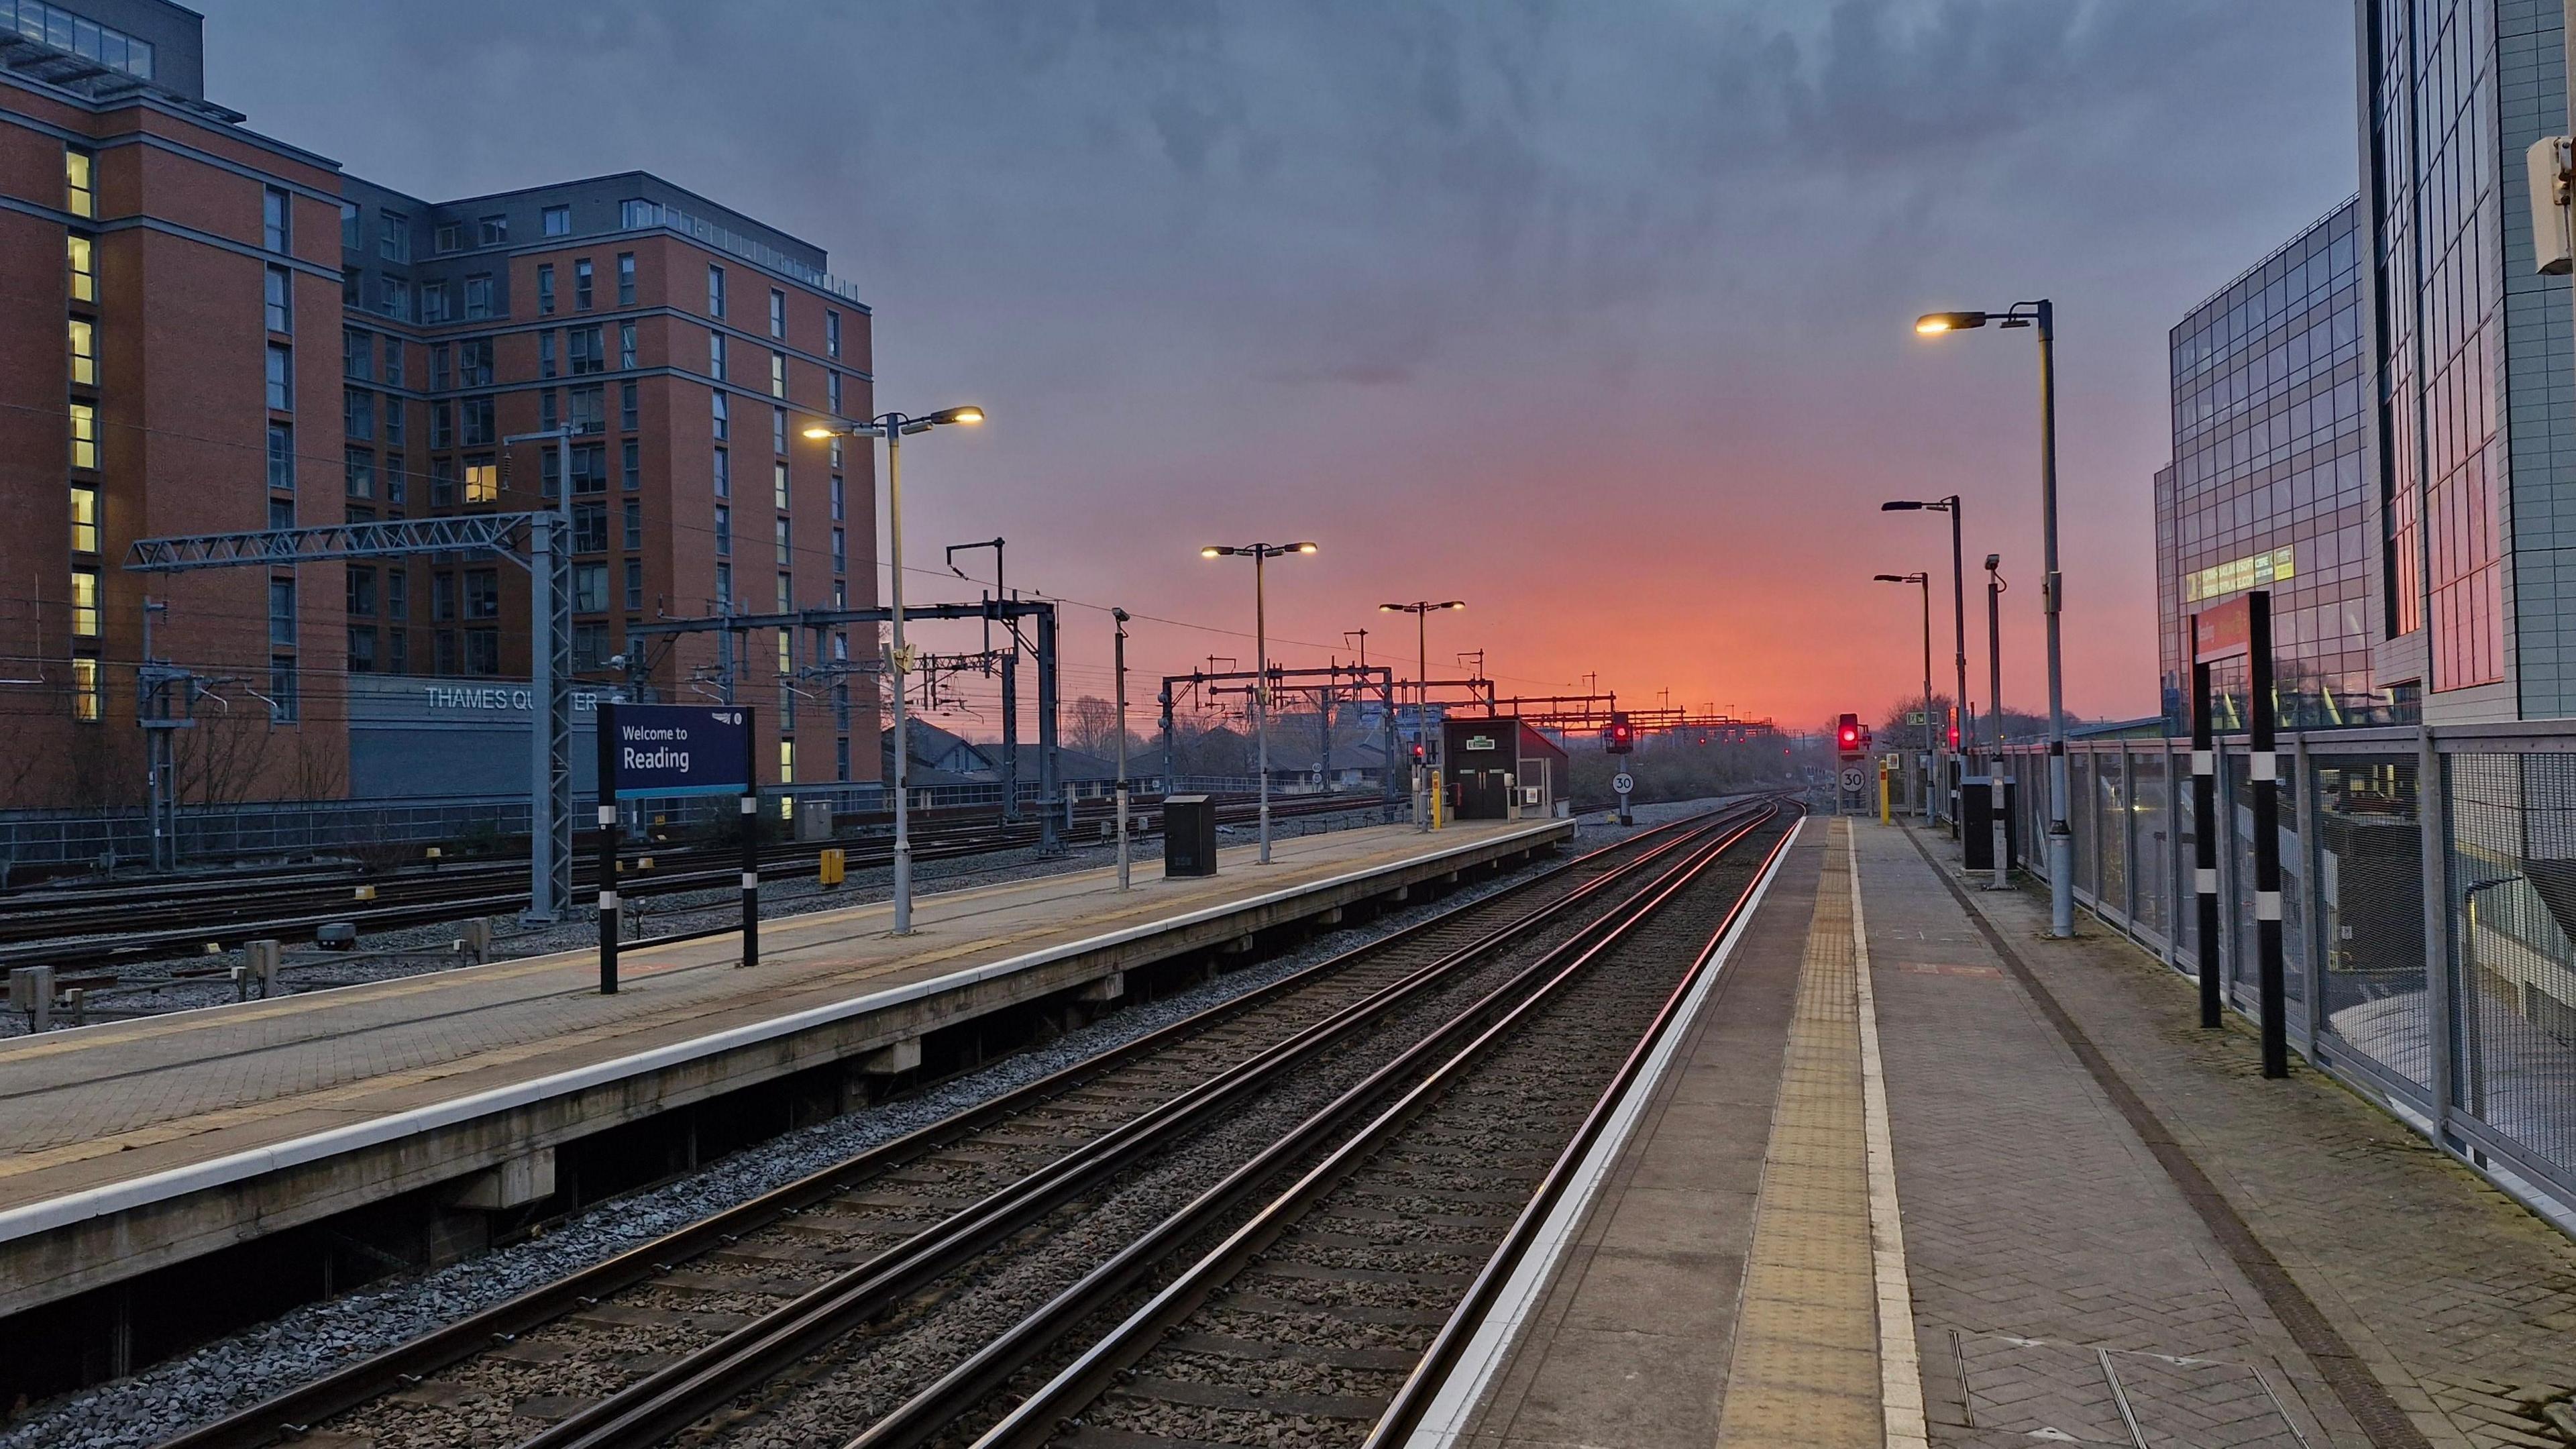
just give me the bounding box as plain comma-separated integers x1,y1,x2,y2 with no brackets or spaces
0,792,1386,968
148,798,1788,1449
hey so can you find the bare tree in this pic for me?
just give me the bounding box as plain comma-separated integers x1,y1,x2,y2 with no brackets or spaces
1067,694,1119,756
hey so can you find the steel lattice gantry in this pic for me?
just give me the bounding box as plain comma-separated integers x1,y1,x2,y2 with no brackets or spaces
125,513,577,917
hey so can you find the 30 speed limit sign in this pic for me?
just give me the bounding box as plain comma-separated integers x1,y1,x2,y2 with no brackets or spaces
1611,771,1635,796
1839,766,1865,793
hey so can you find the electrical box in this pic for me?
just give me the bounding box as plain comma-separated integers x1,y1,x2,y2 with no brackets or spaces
1163,795,1219,877
2530,136,2573,274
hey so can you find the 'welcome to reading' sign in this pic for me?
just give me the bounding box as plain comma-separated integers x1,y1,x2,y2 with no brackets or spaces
604,703,751,799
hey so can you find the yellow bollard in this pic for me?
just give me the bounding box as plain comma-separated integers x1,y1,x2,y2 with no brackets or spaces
1879,759,1892,824
818,847,846,888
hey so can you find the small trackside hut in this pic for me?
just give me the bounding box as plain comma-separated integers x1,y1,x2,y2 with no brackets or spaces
1441,717,1569,820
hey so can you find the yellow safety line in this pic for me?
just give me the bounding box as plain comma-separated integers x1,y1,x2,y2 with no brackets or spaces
1714,818,1882,1447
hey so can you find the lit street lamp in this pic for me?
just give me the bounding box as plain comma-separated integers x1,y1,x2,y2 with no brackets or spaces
1873,572,1935,821
1379,599,1464,833
1882,494,1968,818
804,405,986,934
1203,541,1318,863
1917,300,2072,936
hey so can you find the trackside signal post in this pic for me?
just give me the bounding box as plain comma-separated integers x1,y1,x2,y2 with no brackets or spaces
1604,710,1635,824
597,703,755,994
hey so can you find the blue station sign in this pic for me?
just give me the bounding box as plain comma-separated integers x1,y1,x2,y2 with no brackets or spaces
602,703,751,799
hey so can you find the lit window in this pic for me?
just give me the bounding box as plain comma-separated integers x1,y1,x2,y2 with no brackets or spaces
70,568,100,637
71,657,99,722
67,318,95,386
65,150,95,218
464,458,498,504
68,400,97,469
66,235,93,302
770,352,786,398
69,484,97,554
773,462,789,510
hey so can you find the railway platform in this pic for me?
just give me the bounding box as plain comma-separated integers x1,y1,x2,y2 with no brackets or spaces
1411,816,2576,1449
0,816,1570,1324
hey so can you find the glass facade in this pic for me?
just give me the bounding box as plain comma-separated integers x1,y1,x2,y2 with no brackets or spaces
2160,199,2410,731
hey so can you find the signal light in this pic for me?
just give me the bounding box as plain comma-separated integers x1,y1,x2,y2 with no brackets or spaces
1604,712,1635,755
1948,720,1962,750
1836,712,1862,754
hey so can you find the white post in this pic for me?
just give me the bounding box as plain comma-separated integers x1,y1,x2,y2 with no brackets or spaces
885,422,914,934
1115,612,1130,890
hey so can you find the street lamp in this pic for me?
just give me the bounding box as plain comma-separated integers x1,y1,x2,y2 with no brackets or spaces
1983,551,2008,890
1916,298,2072,936
1112,608,1132,891
1380,599,1465,833
1203,541,1318,863
1873,573,1935,821
803,405,986,934
1883,494,1968,820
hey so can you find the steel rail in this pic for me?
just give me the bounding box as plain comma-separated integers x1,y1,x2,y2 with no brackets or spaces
869,803,1784,1449
150,807,1727,1449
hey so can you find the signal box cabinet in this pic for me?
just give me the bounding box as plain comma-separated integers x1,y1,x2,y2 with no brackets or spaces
1963,776,2018,871
1163,795,1220,877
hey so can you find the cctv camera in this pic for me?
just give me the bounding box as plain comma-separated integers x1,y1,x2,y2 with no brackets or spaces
1984,554,2000,570
1112,608,1130,623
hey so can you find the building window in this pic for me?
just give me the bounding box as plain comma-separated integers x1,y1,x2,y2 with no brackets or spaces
571,502,608,551
464,274,493,319
263,185,290,250
707,264,726,316
714,447,730,498
70,567,100,637
712,390,730,441
347,566,377,617
828,371,842,415
430,456,455,506
378,211,409,262
434,221,463,254
431,343,451,390
773,462,789,510
570,326,603,375
775,571,792,611
388,568,409,619
67,318,95,386
623,497,642,549
265,266,292,334
464,629,498,676
421,282,449,323
464,455,498,504
771,407,786,454
382,337,403,388
775,515,791,564
465,569,499,619
572,622,608,672
344,389,375,442
616,252,635,306
537,263,555,315
710,332,728,380
714,561,732,605
714,503,731,555
71,656,99,722
769,352,786,398
574,258,593,310
384,450,405,503
479,213,508,247
574,562,608,614
268,422,294,491
541,388,558,433
69,484,97,554
780,737,796,784
388,628,408,675
345,446,375,497
62,147,97,218
433,629,458,674
269,656,299,721
831,527,845,574
431,401,453,449
378,275,411,321
769,289,786,339
543,204,571,237
619,378,638,430
70,400,97,469
66,235,94,303
625,558,644,610
432,571,456,621
459,338,493,386
268,577,297,645
826,309,841,358
830,475,844,521
266,344,292,411
462,395,494,445
270,497,294,529
622,438,640,491
347,627,378,674
539,329,557,380
619,322,637,370
571,437,605,489
571,385,604,436
342,329,371,381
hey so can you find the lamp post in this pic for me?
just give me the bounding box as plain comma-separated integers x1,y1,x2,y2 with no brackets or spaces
1984,551,2008,889
1882,494,1968,818
1203,541,1318,863
1380,599,1465,832
1874,572,1935,820
1917,301,2072,936
803,405,986,934
1113,608,1132,890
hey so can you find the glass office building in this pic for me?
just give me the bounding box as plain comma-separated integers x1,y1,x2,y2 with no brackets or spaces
2363,0,2576,718
2158,199,2414,731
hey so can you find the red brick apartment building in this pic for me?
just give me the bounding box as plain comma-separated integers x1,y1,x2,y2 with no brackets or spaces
0,0,879,812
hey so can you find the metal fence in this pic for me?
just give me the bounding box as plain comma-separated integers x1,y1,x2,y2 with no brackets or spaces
1994,727,2576,1224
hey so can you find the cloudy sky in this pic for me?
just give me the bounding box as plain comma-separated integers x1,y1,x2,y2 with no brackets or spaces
206,0,2359,731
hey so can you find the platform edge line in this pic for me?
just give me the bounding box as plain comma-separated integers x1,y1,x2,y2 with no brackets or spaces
1849,822,1930,1449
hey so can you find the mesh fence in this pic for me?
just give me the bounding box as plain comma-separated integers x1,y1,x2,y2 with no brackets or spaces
2096,751,2129,922
2308,753,2428,1093
2072,751,2098,898
2133,748,2172,946
2445,753,2576,1179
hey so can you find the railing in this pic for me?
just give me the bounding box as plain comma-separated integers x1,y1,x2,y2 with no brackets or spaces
619,200,866,305
1989,728,2576,1225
